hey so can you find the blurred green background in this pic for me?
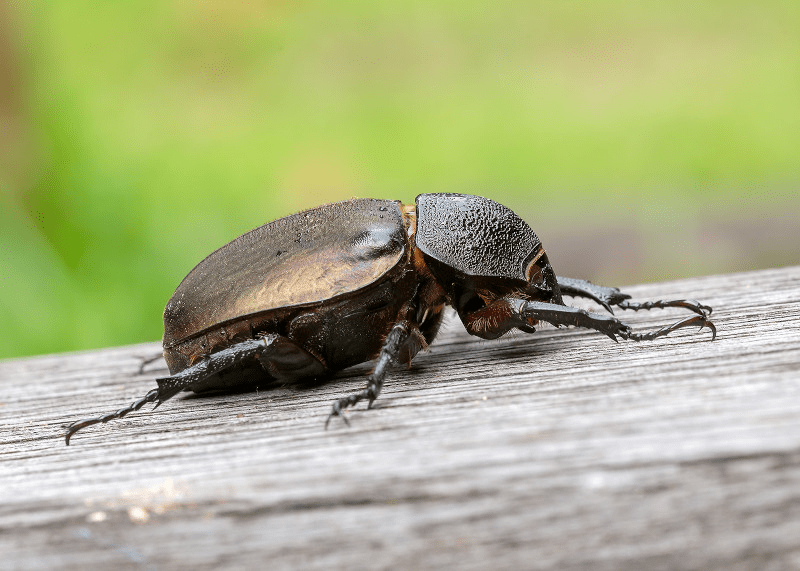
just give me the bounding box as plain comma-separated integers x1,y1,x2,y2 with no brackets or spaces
1,1,798,359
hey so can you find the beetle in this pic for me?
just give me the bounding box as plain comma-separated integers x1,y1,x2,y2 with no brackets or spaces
65,193,716,444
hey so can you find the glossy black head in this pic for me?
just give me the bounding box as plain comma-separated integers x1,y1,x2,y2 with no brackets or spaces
414,193,562,313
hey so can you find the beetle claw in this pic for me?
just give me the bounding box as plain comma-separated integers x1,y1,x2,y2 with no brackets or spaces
699,318,718,341
325,401,351,429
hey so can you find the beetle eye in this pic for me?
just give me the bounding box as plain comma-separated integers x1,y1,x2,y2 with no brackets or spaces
525,249,550,285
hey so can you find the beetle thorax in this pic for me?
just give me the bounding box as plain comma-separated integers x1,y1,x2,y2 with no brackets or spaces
414,193,543,281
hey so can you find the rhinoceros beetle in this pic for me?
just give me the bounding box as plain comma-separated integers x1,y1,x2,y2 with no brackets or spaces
65,193,716,444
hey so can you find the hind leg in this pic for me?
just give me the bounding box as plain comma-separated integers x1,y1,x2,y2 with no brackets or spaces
65,333,326,445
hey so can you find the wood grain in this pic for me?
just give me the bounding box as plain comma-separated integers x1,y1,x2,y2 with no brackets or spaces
2,266,800,571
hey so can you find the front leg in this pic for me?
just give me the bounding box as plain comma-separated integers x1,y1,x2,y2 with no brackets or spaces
557,276,712,317
515,300,715,341
462,297,716,342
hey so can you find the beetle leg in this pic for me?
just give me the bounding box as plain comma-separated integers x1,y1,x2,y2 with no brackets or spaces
513,300,716,342
65,333,321,445
556,276,631,313
137,351,165,374
149,334,300,405
325,322,419,428
615,299,712,316
64,388,160,445
557,276,712,317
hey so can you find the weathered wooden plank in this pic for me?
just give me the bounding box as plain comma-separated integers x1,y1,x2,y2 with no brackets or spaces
2,266,800,571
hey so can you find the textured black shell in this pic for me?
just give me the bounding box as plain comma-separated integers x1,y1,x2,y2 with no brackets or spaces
163,198,406,347
415,193,542,281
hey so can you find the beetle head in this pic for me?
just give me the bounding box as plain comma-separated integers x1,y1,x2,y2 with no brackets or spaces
524,248,562,304
414,193,563,317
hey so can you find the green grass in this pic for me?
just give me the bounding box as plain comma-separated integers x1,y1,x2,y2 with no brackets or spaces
1,0,799,358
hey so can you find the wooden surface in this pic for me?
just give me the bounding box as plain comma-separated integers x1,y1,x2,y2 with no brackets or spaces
2,266,800,571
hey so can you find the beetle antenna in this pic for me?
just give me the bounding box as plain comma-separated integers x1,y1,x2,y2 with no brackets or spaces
64,388,159,445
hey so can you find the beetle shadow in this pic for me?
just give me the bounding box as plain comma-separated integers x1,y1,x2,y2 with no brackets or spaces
178,383,272,400
162,331,572,406
134,359,342,402
289,362,375,394
174,368,344,402
487,333,568,361
421,328,569,365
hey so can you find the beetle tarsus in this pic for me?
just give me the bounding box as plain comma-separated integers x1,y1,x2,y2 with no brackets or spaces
325,322,411,428
618,314,717,342
325,376,383,428
556,277,713,319
325,401,350,429
616,299,712,317
65,388,160,445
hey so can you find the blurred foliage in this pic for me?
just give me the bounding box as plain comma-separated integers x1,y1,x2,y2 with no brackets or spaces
1,0,799,358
